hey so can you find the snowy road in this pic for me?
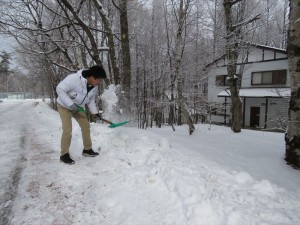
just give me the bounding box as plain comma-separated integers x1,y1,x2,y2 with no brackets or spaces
0,101,32,224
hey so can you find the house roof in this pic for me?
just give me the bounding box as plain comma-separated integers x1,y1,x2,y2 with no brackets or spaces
251,43,286,54
218,88,291,98
205,43,287,69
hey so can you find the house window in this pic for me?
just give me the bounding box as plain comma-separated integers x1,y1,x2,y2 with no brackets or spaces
252,70,287,85
216,75,229,86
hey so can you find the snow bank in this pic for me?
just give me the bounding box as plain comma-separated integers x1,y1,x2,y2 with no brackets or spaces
1,100,299,225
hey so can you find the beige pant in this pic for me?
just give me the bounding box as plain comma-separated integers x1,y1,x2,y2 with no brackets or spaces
57,103,92,156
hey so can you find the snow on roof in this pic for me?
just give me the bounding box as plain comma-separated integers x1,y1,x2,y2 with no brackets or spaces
205,43,286,69
218,88,291,98
253,43,286,53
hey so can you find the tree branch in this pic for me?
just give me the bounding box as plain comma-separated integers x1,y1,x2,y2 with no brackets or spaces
231,0,243,5
232,14,261,30
223,0,242,8
112,0,123,12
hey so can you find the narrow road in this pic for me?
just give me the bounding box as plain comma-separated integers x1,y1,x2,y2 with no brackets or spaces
0,101,35,225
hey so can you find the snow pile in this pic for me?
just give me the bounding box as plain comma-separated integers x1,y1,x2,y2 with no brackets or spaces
100,84,119,118
1,100,300,225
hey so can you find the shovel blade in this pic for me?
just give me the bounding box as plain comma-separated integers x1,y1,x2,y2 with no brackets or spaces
108,120,130,128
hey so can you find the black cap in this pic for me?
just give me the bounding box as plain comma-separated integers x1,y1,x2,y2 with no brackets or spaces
84,65,107,79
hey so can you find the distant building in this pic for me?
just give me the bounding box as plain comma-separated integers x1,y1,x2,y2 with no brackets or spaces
207,44,290,130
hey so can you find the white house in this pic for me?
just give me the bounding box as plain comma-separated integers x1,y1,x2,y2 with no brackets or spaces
207,44,290,130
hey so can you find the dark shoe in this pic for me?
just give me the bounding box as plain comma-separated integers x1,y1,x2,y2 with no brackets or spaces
82,149,99,157
60,153,75,164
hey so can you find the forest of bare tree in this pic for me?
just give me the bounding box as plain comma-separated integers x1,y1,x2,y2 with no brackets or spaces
0,0,289,132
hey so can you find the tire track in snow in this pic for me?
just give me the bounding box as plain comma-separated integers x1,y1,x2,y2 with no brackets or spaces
0,128,27,225
0,102,41,225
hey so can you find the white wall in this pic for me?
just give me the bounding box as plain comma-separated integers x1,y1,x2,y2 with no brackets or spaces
207,54,289,103
241,60,290,88
243,97,289,128
207,67,228,103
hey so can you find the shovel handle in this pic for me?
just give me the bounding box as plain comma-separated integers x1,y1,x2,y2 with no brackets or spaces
101,118,113,125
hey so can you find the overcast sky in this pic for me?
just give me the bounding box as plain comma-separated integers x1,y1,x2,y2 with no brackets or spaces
0,35,18,70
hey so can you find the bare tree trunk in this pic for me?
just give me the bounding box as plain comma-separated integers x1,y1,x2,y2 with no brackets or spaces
92,0,120,85
223,0,260,132
175,0,195,135
142,60,148,129
163,0,175,130
223,0,243,133
118,0,132,102
281,0,289,49
285,0,300,169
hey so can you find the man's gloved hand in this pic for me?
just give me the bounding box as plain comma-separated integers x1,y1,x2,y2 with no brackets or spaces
94,113,102,120
76,104,86,113
70,103,86,113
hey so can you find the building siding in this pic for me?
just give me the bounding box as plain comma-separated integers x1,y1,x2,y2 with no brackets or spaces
206,45,290,130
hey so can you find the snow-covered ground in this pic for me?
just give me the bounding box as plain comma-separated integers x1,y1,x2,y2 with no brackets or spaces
0,99,300,225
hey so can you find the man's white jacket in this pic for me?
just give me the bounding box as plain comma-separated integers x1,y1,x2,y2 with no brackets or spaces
56,70,98,114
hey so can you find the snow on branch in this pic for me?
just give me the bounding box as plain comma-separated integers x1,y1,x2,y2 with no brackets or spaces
231,0,242,5
93,0,108,16
231,14,261,30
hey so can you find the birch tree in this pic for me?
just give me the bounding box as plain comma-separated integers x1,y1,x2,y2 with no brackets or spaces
285,0,300,169
173,0,195,135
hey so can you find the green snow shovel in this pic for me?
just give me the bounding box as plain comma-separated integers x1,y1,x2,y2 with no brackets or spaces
101,118,130,128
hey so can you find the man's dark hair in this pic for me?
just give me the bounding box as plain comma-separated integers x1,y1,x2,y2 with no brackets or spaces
84,65,107,79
